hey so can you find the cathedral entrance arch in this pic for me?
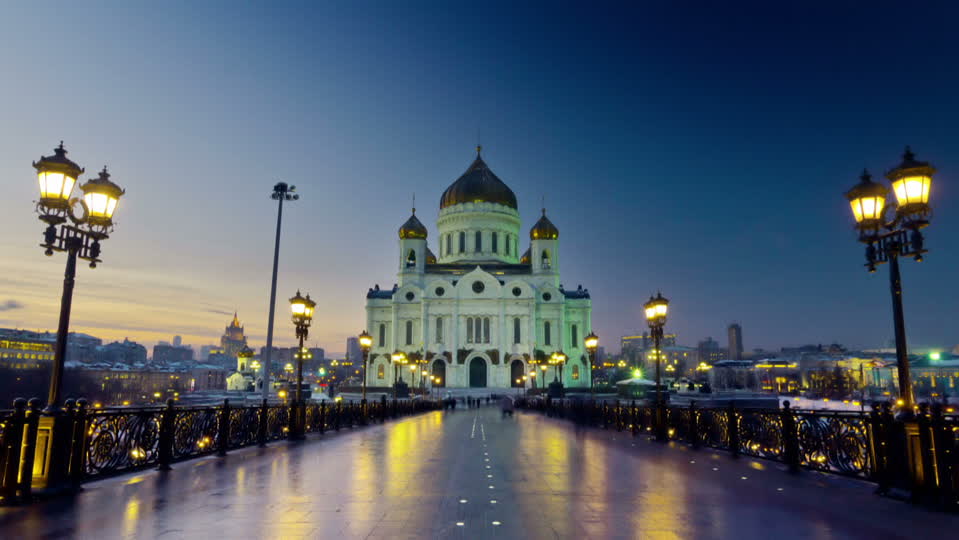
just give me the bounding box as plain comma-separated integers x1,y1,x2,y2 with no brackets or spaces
469,357,487,388
510,359,525,387
432,358,446,387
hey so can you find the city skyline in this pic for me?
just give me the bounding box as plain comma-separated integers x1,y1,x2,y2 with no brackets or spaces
2,2,958,354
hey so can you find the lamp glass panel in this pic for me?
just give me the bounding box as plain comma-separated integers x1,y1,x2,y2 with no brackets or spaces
291,302,306,315
645,306,656,320
656,303,668,316
84,192,117,218
892,176,931,206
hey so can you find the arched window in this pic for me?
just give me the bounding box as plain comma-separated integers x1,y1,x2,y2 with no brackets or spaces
406,249,416,268
459,232,465,253
492,232,498,253
436,317,443,344
405,320,413,345
467,317,474,343
377,363,385,379
513,317,521,344
475,231,482,252
483,318,490,344
572,365,580,380
571,324,578,347
541,250,551,269
545,321,552,346
378,324,386,347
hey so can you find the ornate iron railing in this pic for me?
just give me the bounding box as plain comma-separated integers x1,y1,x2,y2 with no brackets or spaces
0,396,439,505
521,397,959,508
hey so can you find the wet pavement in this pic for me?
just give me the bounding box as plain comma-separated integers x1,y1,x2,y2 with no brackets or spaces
0,405,953,539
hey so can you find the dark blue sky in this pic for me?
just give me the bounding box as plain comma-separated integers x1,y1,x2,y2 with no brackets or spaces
1,1,956,353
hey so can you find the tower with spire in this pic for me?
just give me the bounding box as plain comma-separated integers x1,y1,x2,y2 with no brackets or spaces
220,312,248,360
365,146,592,391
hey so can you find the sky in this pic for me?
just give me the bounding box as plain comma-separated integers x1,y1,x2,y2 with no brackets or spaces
1,1,957,355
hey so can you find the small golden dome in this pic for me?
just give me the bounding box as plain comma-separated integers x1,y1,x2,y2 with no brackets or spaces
529,209,559,240
426,247,437,264
398,209,428,239
520,247,531,264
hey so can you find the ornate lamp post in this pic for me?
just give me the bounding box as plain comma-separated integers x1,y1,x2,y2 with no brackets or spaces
288,290,315,440
31,143,125,493
391,351,408,398
584,332,599,397
845,148,936,414
358,330,373,401
644,292,669,441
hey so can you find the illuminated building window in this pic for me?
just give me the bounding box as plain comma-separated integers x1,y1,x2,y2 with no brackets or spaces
406,249,416,268
572,365,580,380
377,364,385,379
541,250,551,269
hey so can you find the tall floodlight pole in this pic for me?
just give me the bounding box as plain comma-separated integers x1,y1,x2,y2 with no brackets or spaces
262,183,298,401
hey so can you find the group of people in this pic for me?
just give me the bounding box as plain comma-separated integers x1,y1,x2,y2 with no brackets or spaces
440,393,507,412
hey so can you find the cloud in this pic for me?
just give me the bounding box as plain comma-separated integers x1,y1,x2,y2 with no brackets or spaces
0,300,24,312
207,308,235,316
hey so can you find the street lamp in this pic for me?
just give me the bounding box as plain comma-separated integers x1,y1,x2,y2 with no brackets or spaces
845,148,936,414
391,351,408,398
550,351,567,383
288,290,315,440
584,331,599,397
33,143,125,412
644,291,669,441
261,182,298,402
31,143,125,493
358,330,373,401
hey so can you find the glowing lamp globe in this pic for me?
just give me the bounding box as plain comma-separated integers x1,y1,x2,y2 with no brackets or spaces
358,330,373,351
392,351,407,364
584,332,599,351
289,290,316,325
33,142,84,219
79,167,124,231
845,170,888,232
644,292,669,328
885,147,935,224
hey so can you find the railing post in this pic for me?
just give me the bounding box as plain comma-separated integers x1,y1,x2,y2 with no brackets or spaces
915,403,936,501
689,400,700,449
631,401,639,437
334,402,342,431
318,401,326,435
1,398,27,503
18,398,42,502
728,401,740,458
156,399,176,472
929,403,956,507
379,395,386,423
781,400,800,473
217,399,231,457
360,398,368,426
257,399,268,447
68,399,87,489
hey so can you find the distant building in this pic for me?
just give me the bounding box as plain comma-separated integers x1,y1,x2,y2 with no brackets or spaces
697,337,724,365
0,328,101,367
190,366,227,392
728,323,743,361
621,332,677,366
96,339,148,366
346,336,361,364
173,335,183,347
220,313,248,359
152,343,194,364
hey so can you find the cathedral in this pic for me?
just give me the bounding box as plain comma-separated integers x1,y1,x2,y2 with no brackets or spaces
364,147,593,390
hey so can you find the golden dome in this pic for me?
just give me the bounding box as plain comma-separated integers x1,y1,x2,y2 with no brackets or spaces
398,209,428,239
439,147,517,210
520,247,531,264
530,209,559,240
426,247,437,264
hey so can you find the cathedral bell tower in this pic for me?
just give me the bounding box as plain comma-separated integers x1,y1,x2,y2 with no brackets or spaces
398,208,428,283
530,208,559,283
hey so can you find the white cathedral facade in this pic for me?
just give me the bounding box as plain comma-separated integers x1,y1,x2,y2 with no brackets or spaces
364,148,593,391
